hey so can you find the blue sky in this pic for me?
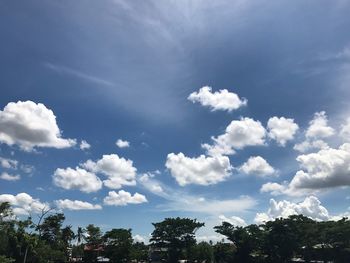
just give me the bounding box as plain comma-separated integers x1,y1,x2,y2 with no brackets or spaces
1,0,350,242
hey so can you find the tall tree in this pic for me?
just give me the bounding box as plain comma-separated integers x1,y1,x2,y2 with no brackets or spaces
103,228,133,263
150,217,204,263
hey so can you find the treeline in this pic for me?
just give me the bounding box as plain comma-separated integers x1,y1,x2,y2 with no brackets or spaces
1,202,350,263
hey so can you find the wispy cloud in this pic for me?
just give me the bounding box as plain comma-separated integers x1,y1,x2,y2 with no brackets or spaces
138,172,257,215
44,62,115,87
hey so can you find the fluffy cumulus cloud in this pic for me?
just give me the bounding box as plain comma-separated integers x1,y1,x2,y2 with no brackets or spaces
289,143,350,190
305,111,334,139
219,215,247,227
116,139,130,148
340,118,350,141
165,153,232,186
0,193,48,216
202,118,266,156
0,157,18,169
262,143,350,196
103,190,147,206
267,117,299,146
139,173,164,194
0,172,20,181
80,140,91,150
55,199,102,210
239,156,275,177
82,154,137,189
0,101,76,151
293,139,329,153
188,86,247,112
53,167,103,193
260,182,288,196
255,196,330,224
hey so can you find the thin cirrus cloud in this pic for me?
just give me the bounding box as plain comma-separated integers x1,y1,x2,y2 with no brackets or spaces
0,101,76,151
188,86,247,112
138,172,257,215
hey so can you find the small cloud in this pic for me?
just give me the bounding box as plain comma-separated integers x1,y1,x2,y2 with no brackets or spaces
188,86,247,112
116,139,130,148
0,172,21,181
80,140,91,150
55,199,102,210
103,190,147,206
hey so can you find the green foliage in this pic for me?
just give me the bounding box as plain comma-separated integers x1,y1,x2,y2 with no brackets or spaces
0,255,14,263
130,242,149,261
1,201,350,263
103,228,133,263
150,217,205,263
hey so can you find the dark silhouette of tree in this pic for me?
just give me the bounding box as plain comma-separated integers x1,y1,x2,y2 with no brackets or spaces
150,217,204,263
103,228,133,263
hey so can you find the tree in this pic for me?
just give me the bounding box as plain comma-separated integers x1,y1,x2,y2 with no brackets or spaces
150,217,204,263
130,242,149,262
84,224,103,263
76,226,86,245
190,241,214,263
214,222,258,263
103,228,133,263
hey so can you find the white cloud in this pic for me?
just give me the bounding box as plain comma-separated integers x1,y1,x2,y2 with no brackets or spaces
293,139,329,153
139,173,164,194
0,157,18,169
305,111,334,139
289,143,350,190
0,101,76,151
188,86,247,112
239,156,275,177
0,193,49,216
260,182,288,196
103,190,147,206
55,199,102,210
0,172,20,181
133,234,146,243
219,215,247,227
82,154,137,189
202,118,266,156
116,139,130,148
267,116,299,146
164,195,257,215
340,118,350,141
80,140,91,150
262,143,350,196
255,196,330,224
53,167,102,193
165,152,232,186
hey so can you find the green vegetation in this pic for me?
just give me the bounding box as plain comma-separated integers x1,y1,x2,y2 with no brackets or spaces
1,202,350,262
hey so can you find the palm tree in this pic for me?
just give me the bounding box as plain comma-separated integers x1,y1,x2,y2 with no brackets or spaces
76,226,86,245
